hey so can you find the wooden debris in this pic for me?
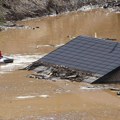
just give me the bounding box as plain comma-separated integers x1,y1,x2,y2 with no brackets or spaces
26,61,94,82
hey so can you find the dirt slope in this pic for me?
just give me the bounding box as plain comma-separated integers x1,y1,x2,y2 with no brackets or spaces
0,0,117,21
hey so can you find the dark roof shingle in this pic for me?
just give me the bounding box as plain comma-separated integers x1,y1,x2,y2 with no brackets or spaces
40,36,120,76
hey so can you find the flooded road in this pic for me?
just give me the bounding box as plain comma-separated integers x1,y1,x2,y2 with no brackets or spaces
0,9,120,120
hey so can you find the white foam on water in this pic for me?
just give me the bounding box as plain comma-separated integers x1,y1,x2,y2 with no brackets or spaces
0,54,45,74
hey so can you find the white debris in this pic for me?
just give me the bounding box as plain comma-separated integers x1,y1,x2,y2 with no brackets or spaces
38,95,49,98
55,44,64,48
16,96,36,99
16,94,49,100
80,86,101,90
36,45,53,48
80,85,115,90
36,43,64,48
95,32,97,38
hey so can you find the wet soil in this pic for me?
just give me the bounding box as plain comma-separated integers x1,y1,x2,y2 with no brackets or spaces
0,9,120,119
0,71,120,120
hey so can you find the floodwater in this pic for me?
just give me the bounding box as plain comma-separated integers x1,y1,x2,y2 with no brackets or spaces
0,9,120,120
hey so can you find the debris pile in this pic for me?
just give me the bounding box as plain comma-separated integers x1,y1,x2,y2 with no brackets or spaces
26,61,94,82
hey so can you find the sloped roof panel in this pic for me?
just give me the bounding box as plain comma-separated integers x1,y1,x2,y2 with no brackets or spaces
40,36,120,76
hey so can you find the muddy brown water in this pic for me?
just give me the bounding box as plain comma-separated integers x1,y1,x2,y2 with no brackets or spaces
0,9,120,120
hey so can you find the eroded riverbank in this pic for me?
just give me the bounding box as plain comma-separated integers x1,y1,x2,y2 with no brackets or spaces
0,9,120,120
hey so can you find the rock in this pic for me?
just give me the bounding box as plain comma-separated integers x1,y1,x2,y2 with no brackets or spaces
103,3,109,9
1,0,119,21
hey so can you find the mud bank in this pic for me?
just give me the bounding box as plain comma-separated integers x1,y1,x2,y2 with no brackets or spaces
0,0,120,21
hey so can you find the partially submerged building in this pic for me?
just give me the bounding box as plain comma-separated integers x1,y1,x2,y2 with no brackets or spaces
27,36,120,84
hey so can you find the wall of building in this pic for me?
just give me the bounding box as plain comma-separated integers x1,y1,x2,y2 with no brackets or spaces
94,67,120,83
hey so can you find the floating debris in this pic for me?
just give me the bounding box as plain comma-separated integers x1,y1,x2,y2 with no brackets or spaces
36,43,64,49
117,91,120,96
39,95,49,98
80,85,120,91
16,96,36,99
110,88,120,92
16,94,49,100
80,86,102,90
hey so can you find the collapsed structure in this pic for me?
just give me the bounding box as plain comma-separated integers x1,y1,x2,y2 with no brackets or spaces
26,36,120,84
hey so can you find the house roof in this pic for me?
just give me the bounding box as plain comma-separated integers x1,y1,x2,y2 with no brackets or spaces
40,36,120,82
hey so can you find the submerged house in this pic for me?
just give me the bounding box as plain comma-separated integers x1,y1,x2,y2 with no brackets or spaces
27,36,120,84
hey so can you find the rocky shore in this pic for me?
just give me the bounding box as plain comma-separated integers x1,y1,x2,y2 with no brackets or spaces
0,0,119,22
